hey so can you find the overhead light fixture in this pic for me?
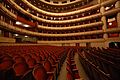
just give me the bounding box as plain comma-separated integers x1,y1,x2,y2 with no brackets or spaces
109,22,112,26
14,34,19,36
105,7,110,10
16,21,22,25
23,24,30,27
25,36,28,37
51,17,53,19
7,5,10,8
59,18,61,20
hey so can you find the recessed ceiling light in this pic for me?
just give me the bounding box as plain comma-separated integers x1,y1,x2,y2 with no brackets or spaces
23,24,30,27
16,21,22,25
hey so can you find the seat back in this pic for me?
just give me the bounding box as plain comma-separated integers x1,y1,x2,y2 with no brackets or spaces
33,64,48,80
43,60,51,72
0,60,13,71
13,62,28,76
27,58,36,68
67,71,74,80
14,57,26,63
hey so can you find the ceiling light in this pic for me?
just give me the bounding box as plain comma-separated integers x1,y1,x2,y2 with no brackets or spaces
7,5,10,8
71,16,73,18
25,36,28,37
97,10,99,12
14,34,18,36
109,22,112,25
76,15,78,17
59,18,61,20
16,21,22,25
27,9,30,12
23,24,30,27
105,7,110,10
54,18,56,20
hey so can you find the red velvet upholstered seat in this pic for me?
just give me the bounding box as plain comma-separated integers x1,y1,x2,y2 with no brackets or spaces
66,64,80,80
0,60,13,71
14,57,26,63
13,62,29,76
43,59,56,80
33,64,53,80
67,70,74,80
27,58,36,68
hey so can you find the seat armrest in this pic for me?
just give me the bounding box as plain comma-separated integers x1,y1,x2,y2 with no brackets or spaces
71,59,75,62
73,69,79,73
47,71,54,74
75,79,80,80
57,57,61,60
47,73,54,80
52,65,56,68
55,61,59,63
71,63,76,66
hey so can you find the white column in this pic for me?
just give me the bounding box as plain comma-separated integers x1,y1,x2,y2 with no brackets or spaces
100,6,108,39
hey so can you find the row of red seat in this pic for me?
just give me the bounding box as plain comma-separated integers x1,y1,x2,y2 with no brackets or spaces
66,49,80,80
77,47,120,80
0,45,68,80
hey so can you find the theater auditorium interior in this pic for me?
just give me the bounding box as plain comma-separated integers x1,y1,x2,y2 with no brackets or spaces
0,0,120,80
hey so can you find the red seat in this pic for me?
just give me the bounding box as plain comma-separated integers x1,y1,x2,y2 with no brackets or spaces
13,62,29,76
34,56,42,63
67,70,74,80
27,58,36,68
66,64,80,79
33,64,54,80
12,54,21,58
2,56,13,61
66,60,77,69
43,59,56,80
20,70,35,80
66,50,80,80
23,54,32,61
14,57,26,63
48,56,59,74
0,60,13,71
